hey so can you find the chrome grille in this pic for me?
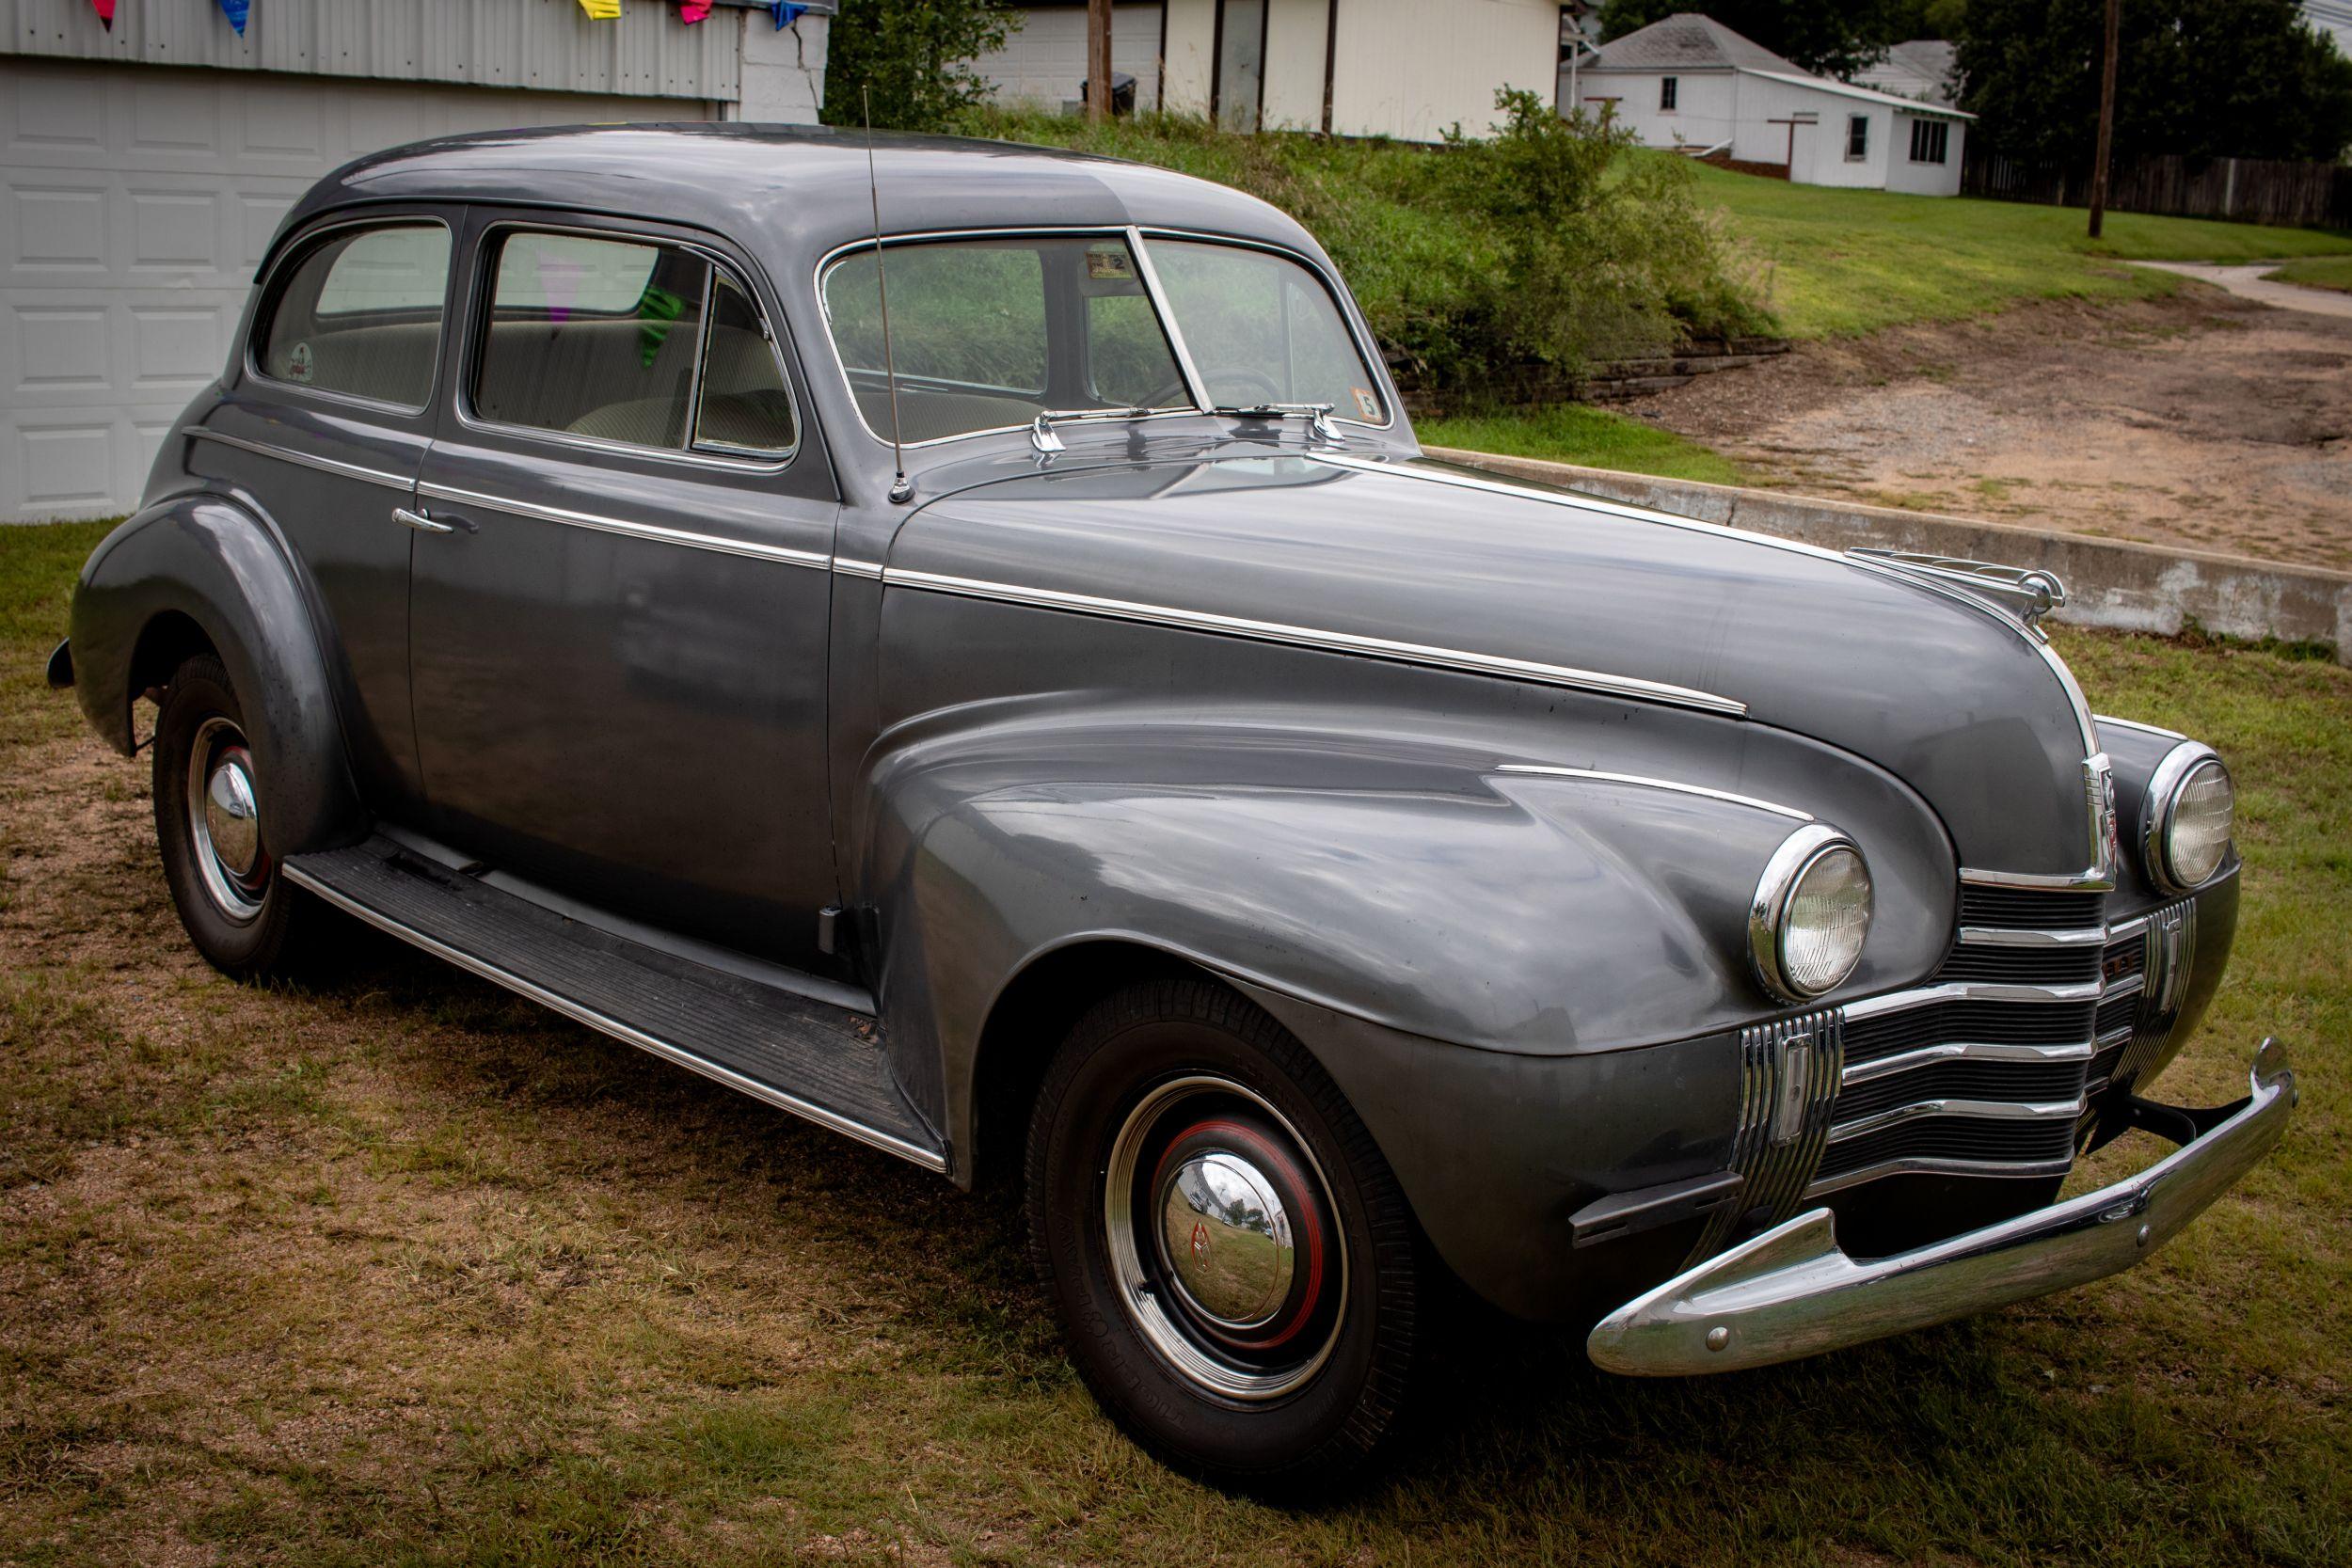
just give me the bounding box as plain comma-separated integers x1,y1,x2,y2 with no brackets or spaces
1804,885,2198,1198
1686,1009,1843,1262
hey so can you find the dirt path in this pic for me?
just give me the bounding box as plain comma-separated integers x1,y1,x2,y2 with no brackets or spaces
1633,287,2352,570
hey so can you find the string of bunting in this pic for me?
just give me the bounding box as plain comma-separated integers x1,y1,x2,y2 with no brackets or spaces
72,1,807,36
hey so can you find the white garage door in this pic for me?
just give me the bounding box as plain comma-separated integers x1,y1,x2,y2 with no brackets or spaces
1,56,717,523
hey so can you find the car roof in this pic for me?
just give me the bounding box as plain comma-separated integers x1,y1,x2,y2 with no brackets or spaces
278,122,1324,276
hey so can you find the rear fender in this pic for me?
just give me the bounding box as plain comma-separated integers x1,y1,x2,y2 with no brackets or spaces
68,495,364,858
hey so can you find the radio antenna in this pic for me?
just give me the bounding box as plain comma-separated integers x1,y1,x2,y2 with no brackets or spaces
862,88,913,504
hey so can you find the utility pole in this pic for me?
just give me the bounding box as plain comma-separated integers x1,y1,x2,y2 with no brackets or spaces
2087,0,2120,238
1087,0,1113,125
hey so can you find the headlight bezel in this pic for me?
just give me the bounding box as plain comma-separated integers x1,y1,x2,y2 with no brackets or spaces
2142,741,2234,894
1749,823,1874,1005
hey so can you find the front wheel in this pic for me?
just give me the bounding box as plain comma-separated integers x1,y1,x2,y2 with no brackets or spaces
1025,978,1423,1490
151,654,317,980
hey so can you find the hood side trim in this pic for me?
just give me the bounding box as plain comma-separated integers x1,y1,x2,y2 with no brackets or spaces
882,566,1748,717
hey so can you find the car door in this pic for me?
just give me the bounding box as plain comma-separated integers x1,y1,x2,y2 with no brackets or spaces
406,211,842,971
198,212,459,813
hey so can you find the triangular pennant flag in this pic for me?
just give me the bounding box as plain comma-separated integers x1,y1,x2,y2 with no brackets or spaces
89,0,116,30
580,0,623,18
771,2,805,28
217,0,248,35
679,0,712,22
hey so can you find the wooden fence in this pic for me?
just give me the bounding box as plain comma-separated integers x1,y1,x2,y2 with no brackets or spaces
1962,150,2352,230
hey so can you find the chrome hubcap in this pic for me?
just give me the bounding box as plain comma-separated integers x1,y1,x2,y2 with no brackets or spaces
186,717,267,922
1104,1075,1344,1402
1158,1151,1294,1328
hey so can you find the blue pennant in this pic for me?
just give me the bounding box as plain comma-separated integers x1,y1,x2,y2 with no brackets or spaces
771,2,805,28
217,0,249,35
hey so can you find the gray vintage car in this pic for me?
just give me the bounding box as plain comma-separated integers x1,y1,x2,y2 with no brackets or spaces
50,124,2293,1488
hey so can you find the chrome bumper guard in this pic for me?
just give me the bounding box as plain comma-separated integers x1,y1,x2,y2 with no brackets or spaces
1587,1037,2296,1376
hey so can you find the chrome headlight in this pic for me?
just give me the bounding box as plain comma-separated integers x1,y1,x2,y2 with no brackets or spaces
2143,743,2234,893
1750,824,1873,1004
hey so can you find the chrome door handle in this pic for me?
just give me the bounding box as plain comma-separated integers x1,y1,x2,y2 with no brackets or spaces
392,506,456,535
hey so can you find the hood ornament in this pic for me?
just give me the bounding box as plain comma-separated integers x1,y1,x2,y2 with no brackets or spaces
1847,548,2067,629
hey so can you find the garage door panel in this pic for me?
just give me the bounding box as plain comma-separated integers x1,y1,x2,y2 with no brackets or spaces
6,304,110,393
2,56,722,521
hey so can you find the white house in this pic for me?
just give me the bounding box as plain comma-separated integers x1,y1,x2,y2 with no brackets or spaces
1570,13,1972,196
1,0,831,524
970,0,1565,143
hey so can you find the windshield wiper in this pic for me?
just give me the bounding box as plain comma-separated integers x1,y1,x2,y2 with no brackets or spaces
1029,407,1157,454
1211,402,1344,444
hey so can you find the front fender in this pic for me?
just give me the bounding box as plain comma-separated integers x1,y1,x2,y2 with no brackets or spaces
68,496,364,858
859,697,1957,1186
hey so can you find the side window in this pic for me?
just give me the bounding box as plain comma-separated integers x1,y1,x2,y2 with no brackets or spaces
257,223,450,408
1846,114,1870,160
473,229,797,460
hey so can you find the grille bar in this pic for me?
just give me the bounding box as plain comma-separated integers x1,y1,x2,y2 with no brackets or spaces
1685,1010,1843,1264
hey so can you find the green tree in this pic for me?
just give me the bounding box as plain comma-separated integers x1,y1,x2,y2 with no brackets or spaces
1596,0,1901,79
821,0,1016,133
1959,0,2352,164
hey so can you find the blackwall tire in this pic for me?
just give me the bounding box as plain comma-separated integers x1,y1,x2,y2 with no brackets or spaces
1025,976,1422,1492
151,654,318,981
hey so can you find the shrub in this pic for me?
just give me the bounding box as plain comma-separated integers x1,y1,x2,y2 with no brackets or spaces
955,93,1772,396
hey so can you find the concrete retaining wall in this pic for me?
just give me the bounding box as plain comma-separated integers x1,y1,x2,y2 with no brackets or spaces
1428,448,2352,663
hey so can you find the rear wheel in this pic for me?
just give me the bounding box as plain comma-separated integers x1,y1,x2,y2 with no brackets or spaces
1025,977,1422,1491
151,654,316,979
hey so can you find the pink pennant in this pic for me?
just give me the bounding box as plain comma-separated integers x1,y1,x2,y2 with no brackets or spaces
89,0,116,28
680,0,712,21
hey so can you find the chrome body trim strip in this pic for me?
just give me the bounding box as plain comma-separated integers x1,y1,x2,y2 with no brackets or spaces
185,426,413,492
1826,1094,2087,1145
1959,865,2117,892
1840,1039,2095,1087
413,481,833,570
2095,713,2186,742
880,566,1749,716
1589,1040,2294,1375
1956,924,2109,947
1493,765,1808,820
281,862,946,1173
831,557,886,579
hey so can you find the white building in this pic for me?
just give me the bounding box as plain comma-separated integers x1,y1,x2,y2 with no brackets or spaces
970,0,1565,143
1570,12,1972,196
1,0,831,524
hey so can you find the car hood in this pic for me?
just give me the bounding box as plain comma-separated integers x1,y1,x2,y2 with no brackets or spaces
888,451,2104,876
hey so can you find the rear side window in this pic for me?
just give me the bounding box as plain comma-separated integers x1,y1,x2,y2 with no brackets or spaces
473,229,797,459
257,222,451,408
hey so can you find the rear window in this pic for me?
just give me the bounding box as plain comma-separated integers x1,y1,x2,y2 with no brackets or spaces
256,222,451,408
472,229,796,459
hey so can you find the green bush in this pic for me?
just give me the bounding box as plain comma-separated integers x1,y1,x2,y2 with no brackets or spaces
955,94,1772,396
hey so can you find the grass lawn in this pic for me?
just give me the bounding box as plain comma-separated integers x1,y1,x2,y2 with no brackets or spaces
1687,163,2352,338
1415,404,1746,484
2263,255,2352,293
4,517,2348,1565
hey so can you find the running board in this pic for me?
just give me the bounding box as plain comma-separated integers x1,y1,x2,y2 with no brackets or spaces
284,836,946,1172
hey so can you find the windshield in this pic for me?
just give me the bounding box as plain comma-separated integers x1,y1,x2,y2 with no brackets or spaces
819,232,1387,445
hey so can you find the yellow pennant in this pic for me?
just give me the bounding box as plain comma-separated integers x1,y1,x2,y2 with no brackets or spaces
578,0,622,18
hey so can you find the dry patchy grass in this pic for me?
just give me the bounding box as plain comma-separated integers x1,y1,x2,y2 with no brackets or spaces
2,521,2346,1565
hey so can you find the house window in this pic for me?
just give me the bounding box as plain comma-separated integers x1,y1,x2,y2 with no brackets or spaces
1660,77,1677,112
1908,119,1949,165
1845,114,1869,161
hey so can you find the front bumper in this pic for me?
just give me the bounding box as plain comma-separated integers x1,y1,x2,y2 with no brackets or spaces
1587,1037,2296,1375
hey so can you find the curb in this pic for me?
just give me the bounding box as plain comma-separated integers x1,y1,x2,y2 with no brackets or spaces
1427,447,2352,664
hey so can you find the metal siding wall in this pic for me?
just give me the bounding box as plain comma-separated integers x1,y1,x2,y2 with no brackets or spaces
3,0,739,103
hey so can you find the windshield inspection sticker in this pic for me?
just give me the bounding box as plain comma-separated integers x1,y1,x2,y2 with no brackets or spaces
1085,247,1136,281
285,341,314,384
1351,387,1380,420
